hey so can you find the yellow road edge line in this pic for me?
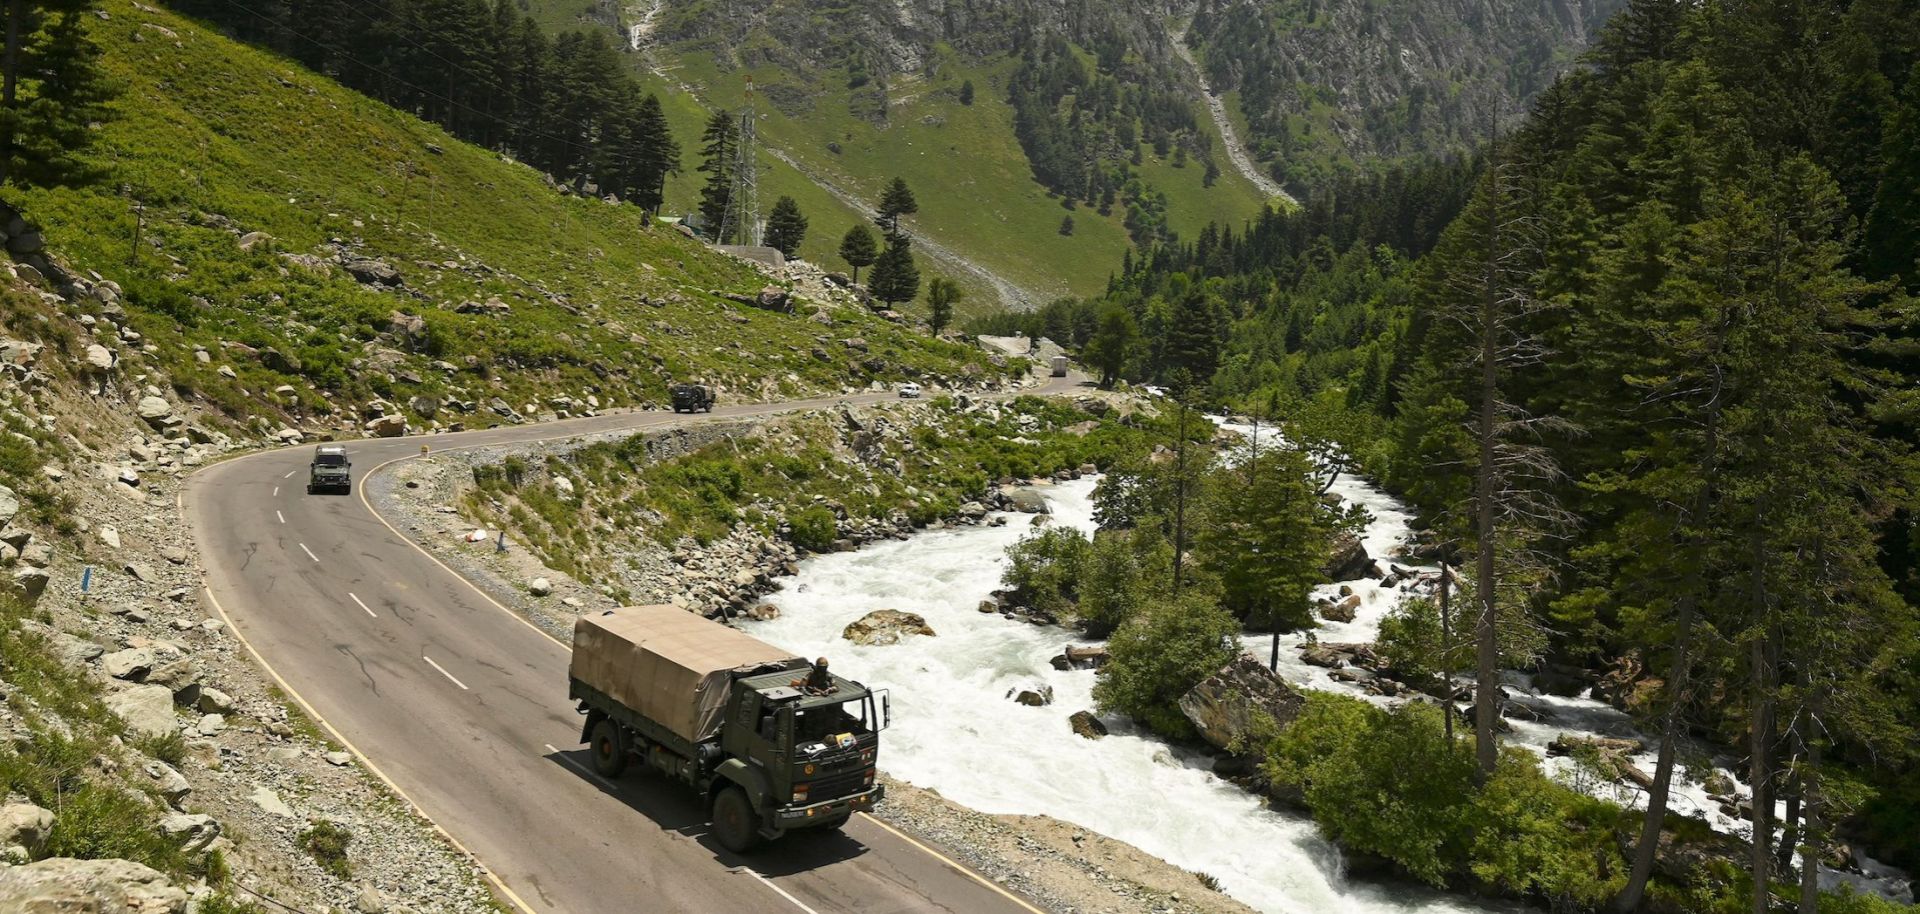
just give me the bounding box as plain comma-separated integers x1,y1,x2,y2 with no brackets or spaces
199,584,542,914
855,812,1049,914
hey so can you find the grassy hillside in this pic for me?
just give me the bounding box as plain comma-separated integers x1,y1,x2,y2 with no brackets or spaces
528,1,1281,307
13,0,1007,437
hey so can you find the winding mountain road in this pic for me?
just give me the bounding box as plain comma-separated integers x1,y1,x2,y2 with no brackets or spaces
185,379,1078,914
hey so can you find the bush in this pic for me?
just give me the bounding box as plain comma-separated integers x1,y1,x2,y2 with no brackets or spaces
1001,527,1089,617
136,731,188,766
1093,591,1240,738
1264,694,1477,885
788,506,839,553
298,820,354,879
1074,529,1168,634
1469,749,1626,906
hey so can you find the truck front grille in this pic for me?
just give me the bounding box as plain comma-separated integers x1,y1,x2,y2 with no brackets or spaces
804,768,868,802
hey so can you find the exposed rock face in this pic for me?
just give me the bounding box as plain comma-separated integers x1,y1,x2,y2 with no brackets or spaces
841,609,936,645
0,803,54,857
0,858,188,914
1177,655,1306,751
343,258,402,286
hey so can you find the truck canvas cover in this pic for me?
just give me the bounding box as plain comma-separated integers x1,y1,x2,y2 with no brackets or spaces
571,605,803,744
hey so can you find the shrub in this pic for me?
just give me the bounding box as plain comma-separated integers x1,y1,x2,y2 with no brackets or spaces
1468,748,1626,906
1263,694,1477,885
298,820,354,879
1000,527,1090,617
788,506,839,553
1092,591,1240,738
136,731,188,766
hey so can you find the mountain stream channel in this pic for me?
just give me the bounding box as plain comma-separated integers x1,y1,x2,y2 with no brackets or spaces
741,421,1913,913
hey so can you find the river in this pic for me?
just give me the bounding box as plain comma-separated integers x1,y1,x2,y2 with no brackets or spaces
744,438,1912,911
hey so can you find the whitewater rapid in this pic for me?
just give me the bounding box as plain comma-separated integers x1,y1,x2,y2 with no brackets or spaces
745,477,1511,914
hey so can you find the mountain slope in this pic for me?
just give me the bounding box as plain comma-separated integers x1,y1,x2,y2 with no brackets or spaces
15,0,1011,442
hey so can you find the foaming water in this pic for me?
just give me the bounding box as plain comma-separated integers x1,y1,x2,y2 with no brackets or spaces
746,477,1510,914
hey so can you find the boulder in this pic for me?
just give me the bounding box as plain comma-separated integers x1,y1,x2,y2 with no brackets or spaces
157,813,221,853
84,344,116,371
135,396,173,427
106,685,177,737
1068,710,1108,740
364,414,407,437
1009,685,1054,707
1048,645,1110,670
195,688,235,714
248,786,295,818
343,258,402,286
102,647,157,681
0,858,187,913
1322,594,1361,623
0,486,16,525
528,577,553,597
1004,489,1051,514
237,231,274,251
841,609,936,646
0,803,53,856
1323,531,1372,581
125,562,158,584
142,760,192,805
1177,655,1307,751
11,567,49,600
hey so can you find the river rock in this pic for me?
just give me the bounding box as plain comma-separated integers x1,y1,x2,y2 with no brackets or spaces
1048,645,1110,670
841,609,935,646
105,685,176,737
0,858,188,913
1323,530,1371,581
1009,685,1054,707
1069,710,1108,740
1005,489,1051,514
1177,655,1307,751
1322,594,1361,623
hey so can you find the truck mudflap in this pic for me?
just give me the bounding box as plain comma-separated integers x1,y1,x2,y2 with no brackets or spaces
775,785,884,828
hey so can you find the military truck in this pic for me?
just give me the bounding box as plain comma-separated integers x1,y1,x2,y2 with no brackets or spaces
570,606,887,852
670,383,715,413
307,445,352,495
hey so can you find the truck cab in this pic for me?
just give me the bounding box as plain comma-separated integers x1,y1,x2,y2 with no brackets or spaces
307,445,352,495
670,383,715,413
712,670,884,846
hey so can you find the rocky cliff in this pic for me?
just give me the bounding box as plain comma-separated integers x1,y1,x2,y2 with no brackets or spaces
1188,0,1626,190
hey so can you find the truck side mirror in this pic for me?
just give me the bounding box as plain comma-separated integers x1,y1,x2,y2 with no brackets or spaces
880,690,891,731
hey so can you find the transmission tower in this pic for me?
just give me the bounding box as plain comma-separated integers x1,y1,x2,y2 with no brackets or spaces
719,76,761,246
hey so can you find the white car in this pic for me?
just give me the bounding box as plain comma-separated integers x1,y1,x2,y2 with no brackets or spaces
898,383,922,399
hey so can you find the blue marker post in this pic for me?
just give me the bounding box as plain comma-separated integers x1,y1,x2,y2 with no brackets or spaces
495,531,507,554
80,565,93,602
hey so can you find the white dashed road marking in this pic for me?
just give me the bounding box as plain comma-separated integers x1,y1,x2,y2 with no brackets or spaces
298,543,319,562
276,510,285,524
423,656,469,690
348,593,377,618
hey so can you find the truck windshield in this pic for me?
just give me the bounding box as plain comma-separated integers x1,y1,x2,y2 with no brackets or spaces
793,701,869,744
314,454,347,467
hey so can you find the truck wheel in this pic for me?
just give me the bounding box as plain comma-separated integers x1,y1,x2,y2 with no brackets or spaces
589,718,627,778
711,786,762,853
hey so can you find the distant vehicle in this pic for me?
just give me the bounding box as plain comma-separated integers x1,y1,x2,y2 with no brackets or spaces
308,445,351,495
670,383,715,413
570,606,887,852
898,382,922,399
1051,356,1069,377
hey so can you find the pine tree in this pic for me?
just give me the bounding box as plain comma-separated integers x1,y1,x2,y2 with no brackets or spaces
959,79,975,105
868,235,920,305
1160,291,1221,389
1059,215,1074,236
838,224,879,282
1199,432,1330,632
764,196,808,258
0,0,116,191
632,94,678,214
877,176,918,238
697,110,736,237
1082,301,1140,389
924,276,959,336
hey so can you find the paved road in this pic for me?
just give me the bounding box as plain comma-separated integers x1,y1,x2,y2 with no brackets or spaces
186,380,1080,914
